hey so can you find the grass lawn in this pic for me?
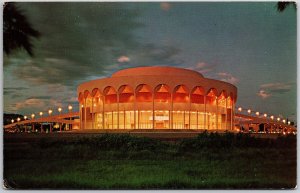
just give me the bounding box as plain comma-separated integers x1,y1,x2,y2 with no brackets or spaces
3,133,297,189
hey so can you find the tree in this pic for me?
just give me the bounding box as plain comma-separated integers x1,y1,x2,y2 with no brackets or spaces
277,1,296,12
3,2,40,56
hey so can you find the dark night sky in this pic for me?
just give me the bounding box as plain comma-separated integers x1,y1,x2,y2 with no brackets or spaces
3,2,297,122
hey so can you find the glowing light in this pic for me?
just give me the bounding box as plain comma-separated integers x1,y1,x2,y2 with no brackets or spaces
68,105,73,111
247,109,251,114
39,112,43,116
288,121,291,125
277,117,280,121
81,105,84,108
283,120,286,124
238,107,242,112
31,114,35,119
24,116,27,120
17,117,20,122
58,107,62,113
11,119,14,123
48,109,53,115
263,113,267,118
270,115,274,120
255,112,259,116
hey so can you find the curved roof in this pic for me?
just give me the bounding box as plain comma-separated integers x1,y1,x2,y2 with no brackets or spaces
112,66,204,79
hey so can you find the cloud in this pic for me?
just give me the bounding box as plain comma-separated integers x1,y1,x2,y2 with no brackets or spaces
257,90,271,99
188,62,216,74
160,2,171,11
117,56,130,63
257,82,293,99
7,3,181,88
216,72,239,85
260,82,292,94
10,98,63,113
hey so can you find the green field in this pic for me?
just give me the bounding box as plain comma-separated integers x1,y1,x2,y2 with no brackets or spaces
4,132,297,189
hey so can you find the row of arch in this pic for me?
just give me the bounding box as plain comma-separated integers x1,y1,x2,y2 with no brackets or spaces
78,84,235,104
78,84,236,130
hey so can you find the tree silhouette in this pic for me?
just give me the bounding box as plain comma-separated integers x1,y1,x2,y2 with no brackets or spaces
3,2,40,56
277,1,296,12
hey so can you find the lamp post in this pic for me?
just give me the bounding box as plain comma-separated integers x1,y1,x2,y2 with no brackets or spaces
39,112,43,133
238,107,242,112
11,119,14,124
24,116,27,120
68,105,73,130
255,112,260,116
247,109,251,114
48,109,53,133
58,107,62,132
31,114,35,133
17,117,20,122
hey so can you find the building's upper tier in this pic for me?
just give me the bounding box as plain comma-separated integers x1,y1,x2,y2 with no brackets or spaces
112,66,204,79
77,66,238,102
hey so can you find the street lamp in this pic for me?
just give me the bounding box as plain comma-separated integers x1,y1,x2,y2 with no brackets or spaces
255,112,260,116
39,112,43,117
24,116,27,120
68,105,73,112
247,109,251,114
283,119,286,124
277,117,280,122
58,107,62,114
48,109,53,116
17,117,20,122
263,113,267,118
238,107,242,112
11,119,14,123
270,115,274,120
288,121,291,125
31,114,35,119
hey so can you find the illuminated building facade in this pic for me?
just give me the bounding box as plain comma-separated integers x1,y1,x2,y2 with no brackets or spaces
77,66,237,130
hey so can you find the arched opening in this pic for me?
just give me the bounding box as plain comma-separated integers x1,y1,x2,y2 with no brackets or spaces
190,86,205,129
118,85,134,129
206,88,218,130
173,85,189,129
154,84,171,129
103,86,117,129
135,84,153,129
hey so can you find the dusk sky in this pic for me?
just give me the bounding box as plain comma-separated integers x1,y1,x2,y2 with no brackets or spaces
3,2,297,122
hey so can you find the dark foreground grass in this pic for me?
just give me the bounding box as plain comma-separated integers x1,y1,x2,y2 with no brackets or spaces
4,133,297,189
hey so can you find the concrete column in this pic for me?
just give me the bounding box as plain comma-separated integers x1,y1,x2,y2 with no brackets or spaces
171,92,173,129
225,97,228,130
216,97,218,130
152,89,155,129
92,97,94,129
84,98,87,130
189,93,191,129
134,91,136,129
117,93,119,129
204,96,206,129
102,96,105,129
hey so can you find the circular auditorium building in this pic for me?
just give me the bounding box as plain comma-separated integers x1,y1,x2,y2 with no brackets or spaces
77,66,237,130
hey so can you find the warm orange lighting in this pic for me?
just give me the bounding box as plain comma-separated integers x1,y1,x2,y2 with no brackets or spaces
270,115,274,120
247,109,251,114
48,109,53,115
255,112,259,116
283,120,286,124
68,105,73,111
263,113,267,118
238,107,242,112
288,121,291,125
24,116,27,120
11,119,14,123
81,105,84,108
39,112,43,116
31,114,35,119
277,117,280,121
17,117,20,122
58,107,62,113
